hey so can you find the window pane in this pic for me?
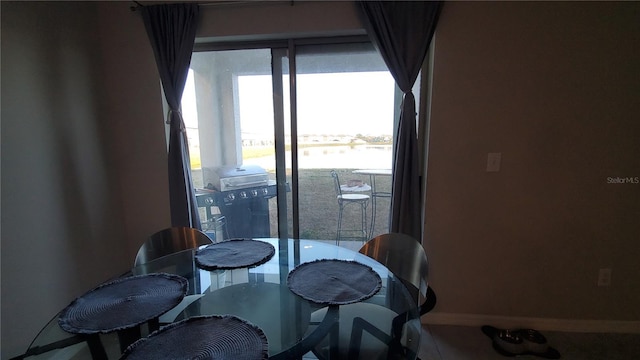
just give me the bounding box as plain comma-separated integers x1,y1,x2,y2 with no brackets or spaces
184,49,282,241
182,41,400,247
295,43,395,243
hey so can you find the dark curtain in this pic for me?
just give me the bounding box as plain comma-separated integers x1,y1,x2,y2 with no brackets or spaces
359,1,442,241
141,3,201,229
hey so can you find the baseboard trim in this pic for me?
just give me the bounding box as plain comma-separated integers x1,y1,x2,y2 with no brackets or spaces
422,312,640,334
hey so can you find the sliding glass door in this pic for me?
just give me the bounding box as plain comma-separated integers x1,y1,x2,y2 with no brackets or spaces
182,38,399,246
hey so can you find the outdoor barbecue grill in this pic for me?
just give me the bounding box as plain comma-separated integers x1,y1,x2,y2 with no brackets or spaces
196,165,277,239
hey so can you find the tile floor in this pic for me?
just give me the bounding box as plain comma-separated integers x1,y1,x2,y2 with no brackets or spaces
419,324,640,360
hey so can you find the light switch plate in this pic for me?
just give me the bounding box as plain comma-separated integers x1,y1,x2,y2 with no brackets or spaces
486,152,502,172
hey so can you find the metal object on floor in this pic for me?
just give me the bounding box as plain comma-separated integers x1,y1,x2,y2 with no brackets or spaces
481,326,561,359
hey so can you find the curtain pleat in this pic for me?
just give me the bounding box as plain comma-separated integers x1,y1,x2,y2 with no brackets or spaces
141,3,201,229
359,1,442,241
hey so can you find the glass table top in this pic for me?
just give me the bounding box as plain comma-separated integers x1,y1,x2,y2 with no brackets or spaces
25,238,421,359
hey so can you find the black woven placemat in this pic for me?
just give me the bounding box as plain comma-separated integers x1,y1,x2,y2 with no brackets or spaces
287,259,382,305
121,315,268,360
195,239,275,270
58,273,188,334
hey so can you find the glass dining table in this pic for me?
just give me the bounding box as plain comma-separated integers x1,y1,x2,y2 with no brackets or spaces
22,238,421,359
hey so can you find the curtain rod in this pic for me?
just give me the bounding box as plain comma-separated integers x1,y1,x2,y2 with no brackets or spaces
131,1,294,12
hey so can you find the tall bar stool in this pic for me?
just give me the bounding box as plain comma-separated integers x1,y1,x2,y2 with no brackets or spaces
330,170,370,245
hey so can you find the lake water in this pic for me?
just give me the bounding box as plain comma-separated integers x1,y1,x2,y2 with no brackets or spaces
244,145,393,171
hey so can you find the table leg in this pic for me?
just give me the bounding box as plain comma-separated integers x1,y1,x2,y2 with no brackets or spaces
82,334,108,360
328,307,340,359
148,318,160,333
117,326,142,353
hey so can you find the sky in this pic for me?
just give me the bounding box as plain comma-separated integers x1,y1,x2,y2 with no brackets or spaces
182,69,396,140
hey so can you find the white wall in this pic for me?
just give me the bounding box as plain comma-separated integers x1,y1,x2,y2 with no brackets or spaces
1,2,130,358
94,2,173,260
425,1,640,329
196,0,364,41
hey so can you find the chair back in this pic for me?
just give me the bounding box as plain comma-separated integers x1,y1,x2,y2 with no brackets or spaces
359,233,430,308
330,169,343,197
134,227,213,267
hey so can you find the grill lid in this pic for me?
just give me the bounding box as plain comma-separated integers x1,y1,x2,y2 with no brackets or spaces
205,165,269,192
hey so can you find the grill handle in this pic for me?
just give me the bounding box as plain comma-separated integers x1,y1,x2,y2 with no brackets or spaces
224,180,269,188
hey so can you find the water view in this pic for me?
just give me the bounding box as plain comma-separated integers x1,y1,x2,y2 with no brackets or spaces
244,145,392,171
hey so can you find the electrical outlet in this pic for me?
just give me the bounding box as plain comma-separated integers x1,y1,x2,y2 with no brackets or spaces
598,268,612,286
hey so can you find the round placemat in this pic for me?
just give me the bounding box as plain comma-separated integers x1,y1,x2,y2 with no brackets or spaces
58,273,188,334
121,315,268,360
195,239,275,270
287,259,382,305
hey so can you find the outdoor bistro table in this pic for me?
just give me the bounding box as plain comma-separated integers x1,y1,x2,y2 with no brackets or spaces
21,238,421,359
353,169,392,237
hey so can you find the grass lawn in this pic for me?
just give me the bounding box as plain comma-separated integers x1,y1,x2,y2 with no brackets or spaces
193,168,392,243
291,168,392,241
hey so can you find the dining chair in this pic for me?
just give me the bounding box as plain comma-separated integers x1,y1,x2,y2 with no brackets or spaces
355,233,437,358
308,232,437,360
331,170,370,245
134,226,213,324
134,226,213,267
359,233,437,317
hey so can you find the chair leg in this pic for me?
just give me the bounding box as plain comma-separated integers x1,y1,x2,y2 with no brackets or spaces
336,204,344,246
360,201,368,241
370,193,377,238
336,200,369,244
